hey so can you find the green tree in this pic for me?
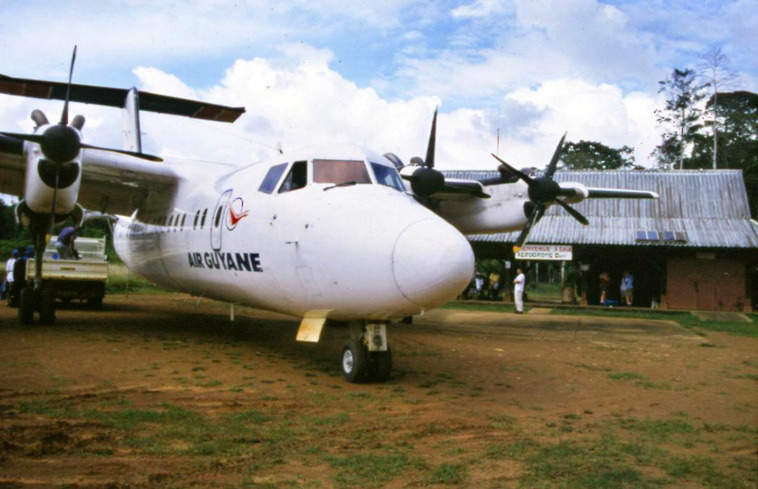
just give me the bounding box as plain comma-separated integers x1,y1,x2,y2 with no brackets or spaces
0,197,21,240
698,47,738,169
688,91,758,217
653,68,708,170
559,140,636,170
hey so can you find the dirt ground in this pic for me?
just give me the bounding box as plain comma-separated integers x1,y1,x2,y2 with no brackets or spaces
0,294,756,488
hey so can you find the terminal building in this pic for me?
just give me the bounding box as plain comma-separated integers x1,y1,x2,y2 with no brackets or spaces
444,169,758,312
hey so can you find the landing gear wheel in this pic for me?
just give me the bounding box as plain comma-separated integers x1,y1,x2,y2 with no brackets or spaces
341,340,368,383
87,297,103,310
19,287,35,324
369,348,393,382
39,289,56,325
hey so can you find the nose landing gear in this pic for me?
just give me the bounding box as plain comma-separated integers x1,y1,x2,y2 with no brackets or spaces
340,322,393,383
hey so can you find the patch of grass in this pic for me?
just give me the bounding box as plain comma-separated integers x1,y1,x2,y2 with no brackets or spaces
618,417,698,441
442,301,516,313
429,462,467,485
635,380,672,390
541,307,758,338
608,371,646,381
488,414,518,431
325,451,419,488
521,439,646,488
485,438,540,459
573,363,613,372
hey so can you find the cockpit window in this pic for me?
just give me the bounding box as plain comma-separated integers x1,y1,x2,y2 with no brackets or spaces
371,162,406,192
259,163,288,194
313,159,371,185
279,160,308,193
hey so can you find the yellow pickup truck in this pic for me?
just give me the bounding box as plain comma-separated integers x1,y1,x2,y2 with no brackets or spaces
26,236,109,308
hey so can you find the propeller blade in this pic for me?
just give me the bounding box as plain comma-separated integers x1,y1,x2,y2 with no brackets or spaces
545,131,567,178
425,107,437,169
554,199,589,225
0,131,45,144
513,205,542,253
60,46,77,126
491,153,534,185
80,143,163,162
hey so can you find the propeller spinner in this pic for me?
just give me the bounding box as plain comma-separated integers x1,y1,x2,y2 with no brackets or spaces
491,132,589,253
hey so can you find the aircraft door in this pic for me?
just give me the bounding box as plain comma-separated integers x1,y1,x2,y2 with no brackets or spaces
211,189,233,251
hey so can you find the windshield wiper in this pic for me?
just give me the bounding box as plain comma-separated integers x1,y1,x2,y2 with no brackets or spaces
323,181,358,191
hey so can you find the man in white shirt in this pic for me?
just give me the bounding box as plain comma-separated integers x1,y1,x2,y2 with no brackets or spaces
2,248,19,301
513,268,525,314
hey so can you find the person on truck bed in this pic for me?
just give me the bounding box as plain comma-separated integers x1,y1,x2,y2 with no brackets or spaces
56,227,80,260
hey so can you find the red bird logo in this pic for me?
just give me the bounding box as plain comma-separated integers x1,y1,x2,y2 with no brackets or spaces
227,197,249,230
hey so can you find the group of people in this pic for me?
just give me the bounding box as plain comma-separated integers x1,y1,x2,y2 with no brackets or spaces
464,268,527,315
599,270,634,306
467,271,503,301
1,246,34,303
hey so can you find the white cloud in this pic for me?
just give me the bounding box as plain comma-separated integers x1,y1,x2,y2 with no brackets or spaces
502,79,661,165
451,0,510,19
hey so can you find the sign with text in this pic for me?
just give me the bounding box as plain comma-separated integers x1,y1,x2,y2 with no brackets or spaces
515,245,573,261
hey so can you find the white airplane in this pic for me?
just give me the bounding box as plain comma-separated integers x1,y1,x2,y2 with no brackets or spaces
0,49,658,382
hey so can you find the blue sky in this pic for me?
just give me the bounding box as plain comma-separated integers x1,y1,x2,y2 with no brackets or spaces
1,0,756,173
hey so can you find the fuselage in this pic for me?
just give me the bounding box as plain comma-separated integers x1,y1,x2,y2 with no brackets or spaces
113,146,477,321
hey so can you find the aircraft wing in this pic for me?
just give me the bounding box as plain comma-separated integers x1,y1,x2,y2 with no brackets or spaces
0,74,245,123
73,150,177,215
433,178,490,200
0,137,176,214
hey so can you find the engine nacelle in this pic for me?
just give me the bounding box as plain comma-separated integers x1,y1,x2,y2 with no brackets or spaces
557,182,589,204
23,124,83,215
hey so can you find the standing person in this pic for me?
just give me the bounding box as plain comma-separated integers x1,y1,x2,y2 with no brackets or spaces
513,268,525,314
489,271,501,300
620,271,634,306
2,248,19,301
599,272,611,305
474,271,484,299
12,248,29,296
56,226,79,260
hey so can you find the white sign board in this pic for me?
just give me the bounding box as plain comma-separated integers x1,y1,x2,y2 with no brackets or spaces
515,245,573,261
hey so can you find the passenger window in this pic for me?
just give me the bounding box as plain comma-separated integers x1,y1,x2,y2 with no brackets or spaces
313,159,370,185
201,209,208,228
193,210,199,229
259,163,288,194
181,214,186,230
279,161,308,193
214,206,223,227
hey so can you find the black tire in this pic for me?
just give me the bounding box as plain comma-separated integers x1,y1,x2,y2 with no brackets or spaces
39,289,56,325
369,348,393,382
87,297,103,310
341,340,368,383
19,287,35,324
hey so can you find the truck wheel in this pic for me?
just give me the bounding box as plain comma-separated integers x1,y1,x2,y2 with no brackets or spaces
39,289,56,325
341,340,368,383
19,287,35,324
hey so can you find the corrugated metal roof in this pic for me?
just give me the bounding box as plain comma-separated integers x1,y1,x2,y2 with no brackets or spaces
441,169,758,248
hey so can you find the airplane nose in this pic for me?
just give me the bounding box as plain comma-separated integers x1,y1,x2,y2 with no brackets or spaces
392,219,475,309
